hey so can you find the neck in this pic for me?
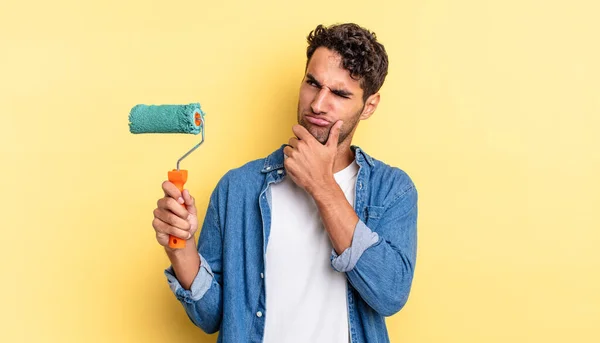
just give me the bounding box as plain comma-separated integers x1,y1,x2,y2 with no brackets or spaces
333,141,355,173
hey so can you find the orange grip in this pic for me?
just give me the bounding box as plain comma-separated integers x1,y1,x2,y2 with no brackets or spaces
167,169,188,249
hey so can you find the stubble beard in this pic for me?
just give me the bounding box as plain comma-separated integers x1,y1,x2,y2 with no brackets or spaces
297,105,363,146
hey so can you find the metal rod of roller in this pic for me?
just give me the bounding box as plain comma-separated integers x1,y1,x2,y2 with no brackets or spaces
176,118,205,171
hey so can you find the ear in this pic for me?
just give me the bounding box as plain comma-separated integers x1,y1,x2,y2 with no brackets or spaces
359,93,380,120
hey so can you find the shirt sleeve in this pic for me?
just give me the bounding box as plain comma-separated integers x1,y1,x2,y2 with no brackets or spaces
330,219,380,272
164,253,215,302
330,174,418,317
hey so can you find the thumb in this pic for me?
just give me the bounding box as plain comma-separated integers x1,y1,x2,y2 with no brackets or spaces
182,189,197,215
326,120,343,148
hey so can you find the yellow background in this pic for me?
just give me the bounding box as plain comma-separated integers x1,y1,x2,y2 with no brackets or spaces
1,0,599,342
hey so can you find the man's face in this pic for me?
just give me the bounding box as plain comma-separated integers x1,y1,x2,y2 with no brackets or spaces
297,47,366,145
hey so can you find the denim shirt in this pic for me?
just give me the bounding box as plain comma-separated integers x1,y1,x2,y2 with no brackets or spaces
165,145,418,343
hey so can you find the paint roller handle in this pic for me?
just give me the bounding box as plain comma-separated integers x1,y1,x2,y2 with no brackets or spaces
167,169,188,249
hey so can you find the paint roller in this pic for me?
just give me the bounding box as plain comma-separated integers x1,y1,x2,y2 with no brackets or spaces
129,103,206,249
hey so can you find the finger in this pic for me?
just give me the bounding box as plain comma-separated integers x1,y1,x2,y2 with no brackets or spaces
326,120,343,148
153,217,192,240
292,124,315,142
182,189,197,216
154,208,191,231
283,145,295,158
162,181,184,205
283,157,295,174
157,197,189,219
288,137,299,148
283,159,299,181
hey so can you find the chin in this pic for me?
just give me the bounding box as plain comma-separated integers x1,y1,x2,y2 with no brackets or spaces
309,129,329,144
298,121,327,144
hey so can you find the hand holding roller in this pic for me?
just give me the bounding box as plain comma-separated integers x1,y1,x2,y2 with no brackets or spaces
129,103,206,249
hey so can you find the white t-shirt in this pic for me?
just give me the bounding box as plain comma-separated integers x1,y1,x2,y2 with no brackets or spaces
263,161,359,343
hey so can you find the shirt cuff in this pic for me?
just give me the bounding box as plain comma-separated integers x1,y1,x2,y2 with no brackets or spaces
164,253,214,303
330,219,379,272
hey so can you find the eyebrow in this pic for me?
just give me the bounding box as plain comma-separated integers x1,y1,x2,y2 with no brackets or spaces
306,73,354,98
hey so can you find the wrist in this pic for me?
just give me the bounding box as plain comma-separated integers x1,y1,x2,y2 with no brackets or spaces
164,236,195,255
164,245,184,256
308,176,338,200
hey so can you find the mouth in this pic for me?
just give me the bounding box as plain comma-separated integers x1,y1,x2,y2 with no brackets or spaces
303,115,330,127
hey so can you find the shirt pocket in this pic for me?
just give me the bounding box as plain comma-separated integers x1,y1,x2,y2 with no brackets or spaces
365,205,385,231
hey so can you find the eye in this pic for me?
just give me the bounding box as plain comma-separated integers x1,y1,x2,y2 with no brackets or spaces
306,80,319,87
333,92,350,99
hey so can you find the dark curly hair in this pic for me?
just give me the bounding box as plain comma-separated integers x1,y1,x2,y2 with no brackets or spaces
306,23,389,102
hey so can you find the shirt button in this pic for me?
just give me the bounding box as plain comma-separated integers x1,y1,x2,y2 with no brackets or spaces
266,166,271,171
277,170,283,175
256,311,263,317
260,273,264,279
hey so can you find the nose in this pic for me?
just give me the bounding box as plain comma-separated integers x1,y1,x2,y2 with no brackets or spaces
310,88,329,114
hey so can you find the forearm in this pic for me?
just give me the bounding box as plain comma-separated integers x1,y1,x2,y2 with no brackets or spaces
311,180,358,254
165,238,200,290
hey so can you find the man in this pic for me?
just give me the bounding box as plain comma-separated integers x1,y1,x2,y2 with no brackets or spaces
152,23,418,343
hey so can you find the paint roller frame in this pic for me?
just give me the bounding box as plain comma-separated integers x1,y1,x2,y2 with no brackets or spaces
167,111,205,249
